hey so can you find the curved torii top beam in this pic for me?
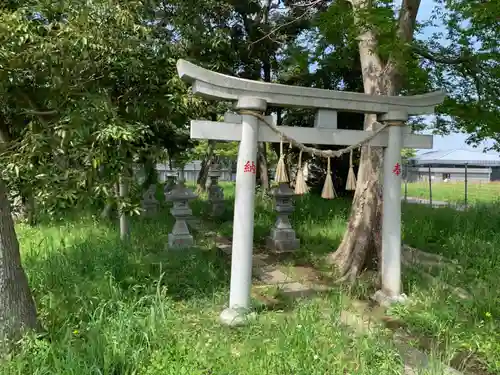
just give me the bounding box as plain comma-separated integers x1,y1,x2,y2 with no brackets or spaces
177,59,446,116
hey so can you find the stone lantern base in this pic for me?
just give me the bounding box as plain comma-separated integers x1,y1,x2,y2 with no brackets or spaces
168,233,194,249
266,228,300,253
168,215,195,249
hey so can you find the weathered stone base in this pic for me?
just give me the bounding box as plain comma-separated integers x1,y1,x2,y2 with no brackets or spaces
219,307,257,327
266,236,300,253
168,233,194,249
267,228,300,253
371,289,408,307
186,218,201,230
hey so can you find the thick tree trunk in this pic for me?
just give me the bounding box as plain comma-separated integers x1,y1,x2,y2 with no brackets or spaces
0,126,36,227
0,178,39,350
196,140,216,192
257,143,270,190
327,112,386,280
10,190,35,226
326,7,392,280
327,0,420,282
326,132,384,281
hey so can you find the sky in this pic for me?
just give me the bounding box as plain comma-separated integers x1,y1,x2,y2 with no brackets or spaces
415,0,498,155
418,132,497,155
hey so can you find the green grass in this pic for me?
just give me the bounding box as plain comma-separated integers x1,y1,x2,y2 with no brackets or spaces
404,181,500,204
399,203,500,372
2,183,499,374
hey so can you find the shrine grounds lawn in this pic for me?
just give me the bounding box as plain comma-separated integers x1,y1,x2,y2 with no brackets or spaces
403,181,500,204
3,183,499,374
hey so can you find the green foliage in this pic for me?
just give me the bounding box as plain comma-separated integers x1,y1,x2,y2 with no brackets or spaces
414,1,499,147
401,148,416,162
0,0,200,216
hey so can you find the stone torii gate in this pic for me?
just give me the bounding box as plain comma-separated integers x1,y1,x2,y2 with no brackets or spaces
177,59,446,326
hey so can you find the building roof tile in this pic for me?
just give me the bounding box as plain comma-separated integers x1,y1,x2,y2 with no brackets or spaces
411,149,500,166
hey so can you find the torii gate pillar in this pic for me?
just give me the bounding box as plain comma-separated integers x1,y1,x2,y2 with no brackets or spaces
375,110,408,306
220,97,267,326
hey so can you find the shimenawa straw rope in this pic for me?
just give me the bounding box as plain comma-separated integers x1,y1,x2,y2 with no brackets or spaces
238,110,387,198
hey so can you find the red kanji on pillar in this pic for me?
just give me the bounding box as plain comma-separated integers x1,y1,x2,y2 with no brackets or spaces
392,163,401,176
244,161,256,174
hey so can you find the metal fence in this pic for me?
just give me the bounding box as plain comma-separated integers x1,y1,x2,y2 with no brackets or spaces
403,163,499,207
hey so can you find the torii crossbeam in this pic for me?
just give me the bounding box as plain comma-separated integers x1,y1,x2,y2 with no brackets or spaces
177,59,446,326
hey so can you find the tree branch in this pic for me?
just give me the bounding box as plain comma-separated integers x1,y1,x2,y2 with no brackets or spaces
396,0,420,45
21,109,57,116
384,0,421,94
412,44,492,65
19,93,54,126
248,0,324,47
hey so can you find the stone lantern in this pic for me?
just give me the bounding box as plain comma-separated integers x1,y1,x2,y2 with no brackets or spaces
165,180,197,249
141,184,159,216
207,164,225,216
163,171,178,195
267,183,300,252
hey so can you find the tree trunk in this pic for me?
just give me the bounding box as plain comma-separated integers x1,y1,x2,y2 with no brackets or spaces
196,140,216,192
327,0,420,282
326,6,392,281
0,178,39,350
100,202,113,220
286,157,293,187
100,183,119,219
0,125,36,227
20,190,36,227
10,190,34,225
258,37,272,192
257,143,270,190
326,133,384,281
141,156,158,190
119,173,129,241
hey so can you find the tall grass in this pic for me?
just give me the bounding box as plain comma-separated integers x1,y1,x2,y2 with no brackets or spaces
1,183,499,374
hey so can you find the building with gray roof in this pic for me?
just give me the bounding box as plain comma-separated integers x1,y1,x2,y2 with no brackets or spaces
407,149,500,182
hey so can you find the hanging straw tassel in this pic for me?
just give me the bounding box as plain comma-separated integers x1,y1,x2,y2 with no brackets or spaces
321,157,337,199
274,137,289,183
346,149,357,191
294,150,309,195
